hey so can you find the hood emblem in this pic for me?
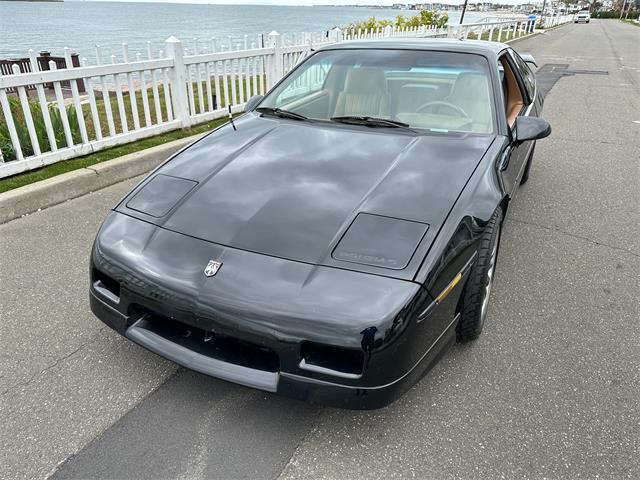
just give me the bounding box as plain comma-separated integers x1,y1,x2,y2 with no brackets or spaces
204,260,222,277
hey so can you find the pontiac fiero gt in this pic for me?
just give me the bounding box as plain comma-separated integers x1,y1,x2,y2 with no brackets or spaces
90,39,551,409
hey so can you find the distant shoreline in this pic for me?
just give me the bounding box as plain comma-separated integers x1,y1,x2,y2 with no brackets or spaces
1,0,64,2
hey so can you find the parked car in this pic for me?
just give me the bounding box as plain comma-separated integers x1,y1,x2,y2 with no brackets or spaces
90,39,551,409
575,10,591,23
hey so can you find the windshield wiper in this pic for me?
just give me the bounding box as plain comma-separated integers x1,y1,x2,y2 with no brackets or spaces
255,107,308,121
330,116,413,131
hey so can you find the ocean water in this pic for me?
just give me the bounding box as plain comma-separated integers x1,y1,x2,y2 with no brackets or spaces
0,2,486,63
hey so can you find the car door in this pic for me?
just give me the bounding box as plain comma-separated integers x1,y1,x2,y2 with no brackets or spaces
497,50,535,196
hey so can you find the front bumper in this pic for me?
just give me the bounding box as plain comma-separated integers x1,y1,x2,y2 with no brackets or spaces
90,290,457,409
90,211,463,409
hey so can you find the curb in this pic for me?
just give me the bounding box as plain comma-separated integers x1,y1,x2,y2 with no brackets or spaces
505,22,570,45
0,133,204,225
506,32,541,44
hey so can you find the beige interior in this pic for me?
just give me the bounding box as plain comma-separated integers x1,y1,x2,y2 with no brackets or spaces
500,57,524,127
445,73,492,133
333,68,390,118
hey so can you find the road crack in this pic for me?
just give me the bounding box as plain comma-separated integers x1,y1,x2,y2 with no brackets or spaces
509,218,640,258
0,326,109,397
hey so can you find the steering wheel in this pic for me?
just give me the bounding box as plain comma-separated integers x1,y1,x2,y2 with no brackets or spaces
416,101,472,123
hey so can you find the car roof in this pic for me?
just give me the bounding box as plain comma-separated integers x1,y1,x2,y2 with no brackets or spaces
316,38,509,58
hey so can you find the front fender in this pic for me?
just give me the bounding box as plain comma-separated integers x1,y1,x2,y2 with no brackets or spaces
415,136,509,298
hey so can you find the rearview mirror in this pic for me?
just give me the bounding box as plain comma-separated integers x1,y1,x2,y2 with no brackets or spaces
514,116,551,144
244,95,264,113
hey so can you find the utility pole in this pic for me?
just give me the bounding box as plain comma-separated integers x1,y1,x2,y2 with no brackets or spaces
460,0,469,24
541,0,548,27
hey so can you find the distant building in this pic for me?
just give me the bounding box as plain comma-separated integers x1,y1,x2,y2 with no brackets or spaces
516,3,537,12
600,0,613,10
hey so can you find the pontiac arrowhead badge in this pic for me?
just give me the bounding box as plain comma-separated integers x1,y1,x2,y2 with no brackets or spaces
204,260,222,277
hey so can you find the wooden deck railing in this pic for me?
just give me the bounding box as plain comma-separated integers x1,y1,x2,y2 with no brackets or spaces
0,52,85,94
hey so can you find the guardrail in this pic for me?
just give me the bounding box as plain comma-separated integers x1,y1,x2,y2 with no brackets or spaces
0,16,572,179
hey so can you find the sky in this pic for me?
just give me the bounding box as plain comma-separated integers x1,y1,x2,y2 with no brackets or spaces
65,0,534,5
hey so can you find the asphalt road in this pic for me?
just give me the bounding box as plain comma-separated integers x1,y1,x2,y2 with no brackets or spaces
1,20,638,480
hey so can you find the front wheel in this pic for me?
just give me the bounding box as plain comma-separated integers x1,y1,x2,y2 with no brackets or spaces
456,208,503,342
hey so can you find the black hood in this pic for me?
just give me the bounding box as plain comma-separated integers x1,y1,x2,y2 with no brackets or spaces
117,114,494,279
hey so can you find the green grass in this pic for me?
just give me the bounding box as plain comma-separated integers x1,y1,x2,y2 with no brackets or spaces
0,116,228,193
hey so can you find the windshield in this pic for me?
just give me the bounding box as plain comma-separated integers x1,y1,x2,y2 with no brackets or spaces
257,49,495,134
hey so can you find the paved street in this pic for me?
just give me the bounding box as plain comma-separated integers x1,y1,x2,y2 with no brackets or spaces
1,20,638,480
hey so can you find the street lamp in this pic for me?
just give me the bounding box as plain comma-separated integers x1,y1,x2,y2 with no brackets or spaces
460,0,469,24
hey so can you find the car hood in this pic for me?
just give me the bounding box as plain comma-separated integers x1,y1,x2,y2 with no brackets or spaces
117,114,495,280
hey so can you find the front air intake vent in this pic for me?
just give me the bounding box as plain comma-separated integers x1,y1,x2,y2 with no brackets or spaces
92,269,121,304
299,342,364,379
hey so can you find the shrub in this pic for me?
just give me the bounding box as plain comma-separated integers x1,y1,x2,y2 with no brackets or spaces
0,95,81,162
592,10,639,19
345,9,449,33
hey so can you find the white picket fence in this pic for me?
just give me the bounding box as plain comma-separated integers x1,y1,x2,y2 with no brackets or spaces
0,31,321,178
0,16,571,179
448,14,574,40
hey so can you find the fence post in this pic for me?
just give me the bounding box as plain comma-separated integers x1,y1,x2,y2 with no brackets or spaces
329,27,342,43
268,31,282,89
384,25,393,37
165,36,191,128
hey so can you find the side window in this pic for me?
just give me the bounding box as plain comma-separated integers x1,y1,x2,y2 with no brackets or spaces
498,54,526,128
509,50,535,102
276,60,330,105
497,61,507,106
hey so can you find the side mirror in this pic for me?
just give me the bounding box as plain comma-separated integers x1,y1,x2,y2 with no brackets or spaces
244,95,264,113
514,116,551,144
520,53,537,68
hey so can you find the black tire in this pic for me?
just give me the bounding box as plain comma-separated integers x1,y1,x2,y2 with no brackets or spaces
456,207,503,342
519,144,535,185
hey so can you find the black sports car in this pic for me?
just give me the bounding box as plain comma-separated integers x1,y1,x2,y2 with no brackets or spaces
90,39,551,409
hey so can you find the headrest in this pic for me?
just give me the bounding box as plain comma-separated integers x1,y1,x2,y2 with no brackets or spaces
344,68,387,94
450,73,489,99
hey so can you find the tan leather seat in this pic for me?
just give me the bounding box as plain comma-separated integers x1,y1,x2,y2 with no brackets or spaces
446,73,492,133
500,59,524,127
334,68,390,118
